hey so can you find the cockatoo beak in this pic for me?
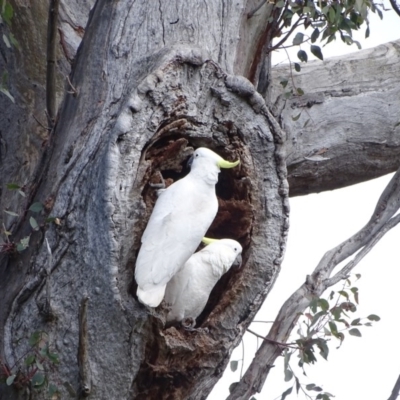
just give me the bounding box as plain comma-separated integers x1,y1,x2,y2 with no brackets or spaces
202,237,219,245
217,158,240,168
187,155,194,168
232,254,242,268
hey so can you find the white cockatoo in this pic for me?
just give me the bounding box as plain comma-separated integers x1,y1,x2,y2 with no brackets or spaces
135,148,240,307
164,237,243,327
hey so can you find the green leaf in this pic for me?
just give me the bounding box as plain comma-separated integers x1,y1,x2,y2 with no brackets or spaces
284,368,293,382
17,236,30,252
355,273,361,280
297,49,308,62
29,202,44,213
341,301,357,312
276,0,285,7
280,78,289,88
316,338,329,360
0,87,15,103
311,28,320,43
48,383,60,396
317,298,329,312
31,372,45,388
35,360,44,371
2,3,14,25
349,328,362,337
29,217,39,231
303,118,310,128
29,331,41,346
307,382,323,392
230,360,239,372
296,87,304,95
9,32,19,49
292,113,301,121
295,376,300,393
338,290,349,299
6,183,20,190
351,318,361,326
310,45,323,60
24,354,36,366
4,210,18,217
281,387,293,400
294,62,301,72
6,374,16,386
328,321,339,336
293,32,304,45
367,314,380,321
2,34,10,48
310,310,327,327
229,382,239,393
48,351,60,364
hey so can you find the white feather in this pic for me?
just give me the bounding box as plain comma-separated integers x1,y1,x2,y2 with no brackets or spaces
165,239,242,323
135,148,235,307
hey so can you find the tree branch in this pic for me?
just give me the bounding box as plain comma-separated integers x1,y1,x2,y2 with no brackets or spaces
388,374,400,400
46,0,60,128
228,166,400,400
389,0,400,17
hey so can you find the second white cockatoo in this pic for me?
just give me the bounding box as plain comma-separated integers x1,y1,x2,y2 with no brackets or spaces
164,237,243,327
135,147,240,307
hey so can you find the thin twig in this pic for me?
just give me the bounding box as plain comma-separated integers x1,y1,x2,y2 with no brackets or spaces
240,339,245,379
32,114,51,131
46,0,60,128
248,0,268,18
268,17,305,53
66,75,78,96
247,328,298,349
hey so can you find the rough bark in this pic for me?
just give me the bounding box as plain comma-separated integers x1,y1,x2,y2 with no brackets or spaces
271,39,400,196
0,1,288,399
0,1,399,399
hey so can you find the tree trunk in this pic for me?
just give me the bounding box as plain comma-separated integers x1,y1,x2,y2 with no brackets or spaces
0,1,399,399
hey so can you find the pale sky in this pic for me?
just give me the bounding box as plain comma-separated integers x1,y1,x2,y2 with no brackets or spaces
210,3,400,399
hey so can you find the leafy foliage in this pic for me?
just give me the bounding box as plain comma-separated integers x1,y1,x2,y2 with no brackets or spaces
277,276,380,399
0,331,60,395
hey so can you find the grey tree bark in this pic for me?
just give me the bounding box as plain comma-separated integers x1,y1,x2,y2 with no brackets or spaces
0,1,399,400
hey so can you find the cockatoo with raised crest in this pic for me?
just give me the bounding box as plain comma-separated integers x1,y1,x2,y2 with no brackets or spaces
164,237,243,327
135,148,240,307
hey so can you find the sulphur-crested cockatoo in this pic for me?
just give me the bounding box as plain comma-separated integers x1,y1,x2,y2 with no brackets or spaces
135,148,240,307
164,237,242,327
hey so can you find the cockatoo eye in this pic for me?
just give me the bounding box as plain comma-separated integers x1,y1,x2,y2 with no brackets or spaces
195,153,199,157
234,248,237,252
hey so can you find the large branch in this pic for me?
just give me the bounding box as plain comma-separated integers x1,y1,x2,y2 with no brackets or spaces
388,374,400,400
229,165,400,399
270,39,400,196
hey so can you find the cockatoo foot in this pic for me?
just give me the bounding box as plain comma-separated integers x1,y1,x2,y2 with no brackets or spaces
149,171,166,191
181,318,209,333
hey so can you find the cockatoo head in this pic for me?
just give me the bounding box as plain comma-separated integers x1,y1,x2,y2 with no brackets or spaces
188,147,240,170
187,147,240,184
202,237,243,271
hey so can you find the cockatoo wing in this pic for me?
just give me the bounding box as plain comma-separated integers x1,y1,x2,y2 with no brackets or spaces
135,176,218,307
165,240,242,322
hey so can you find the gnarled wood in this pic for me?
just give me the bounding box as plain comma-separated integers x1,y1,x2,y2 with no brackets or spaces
271,39,400,196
